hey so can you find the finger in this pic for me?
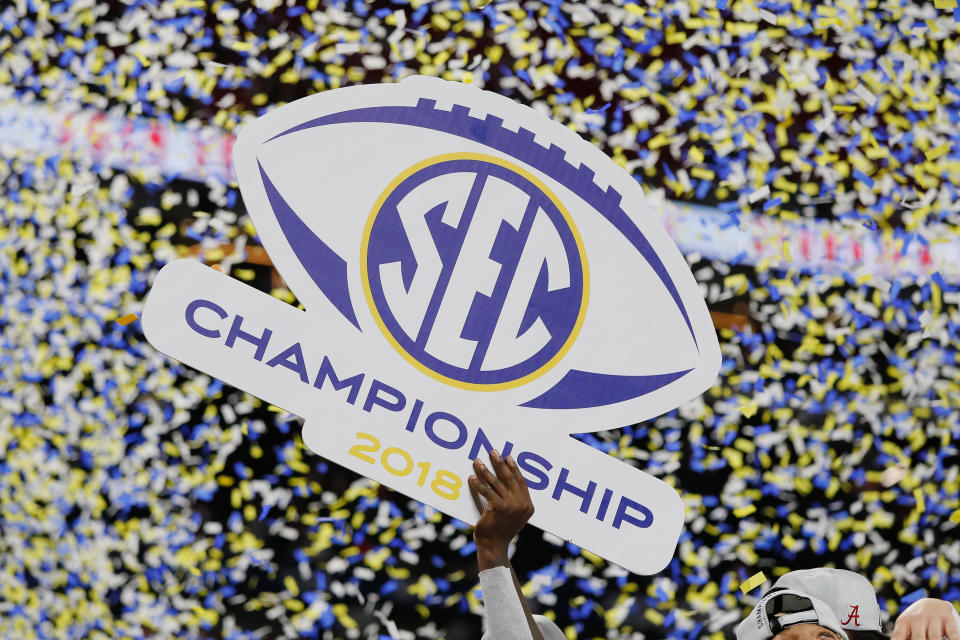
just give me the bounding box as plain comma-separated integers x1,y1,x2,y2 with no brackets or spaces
474,456,507,498
468,476,485,514
489,449,515,490
506,454,532,496
473,471,502,505
946,622,960,640
891,621,908,640
911,622,927,640
506,454,535,518
926,620,943,640
468,475,499,506
945,613,960,640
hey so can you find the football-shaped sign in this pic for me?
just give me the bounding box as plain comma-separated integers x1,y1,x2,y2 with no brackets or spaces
142,76,721,574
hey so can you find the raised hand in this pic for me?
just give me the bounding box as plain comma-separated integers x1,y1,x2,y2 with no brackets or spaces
892,598,960,640
468,449,535,556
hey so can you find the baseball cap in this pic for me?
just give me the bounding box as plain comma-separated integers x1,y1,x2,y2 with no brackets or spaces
773,569,884,639
737,588,851,640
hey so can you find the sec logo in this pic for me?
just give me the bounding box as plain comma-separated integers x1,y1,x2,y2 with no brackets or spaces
361,153,588,390
226,74,720,424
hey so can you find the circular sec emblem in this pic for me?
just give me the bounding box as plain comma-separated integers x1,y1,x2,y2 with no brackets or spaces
360,153,589,390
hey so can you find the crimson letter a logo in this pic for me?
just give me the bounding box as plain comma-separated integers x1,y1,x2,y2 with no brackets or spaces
840,605,861,627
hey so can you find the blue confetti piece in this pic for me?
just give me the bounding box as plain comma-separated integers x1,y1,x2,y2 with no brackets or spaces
320,606,336,629
901,234,913,256
852,169,875,188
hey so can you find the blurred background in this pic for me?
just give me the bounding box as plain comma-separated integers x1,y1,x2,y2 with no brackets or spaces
0,0,958,639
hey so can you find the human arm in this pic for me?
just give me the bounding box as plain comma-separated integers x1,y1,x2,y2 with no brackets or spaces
470,449,545,640
891,598,960,640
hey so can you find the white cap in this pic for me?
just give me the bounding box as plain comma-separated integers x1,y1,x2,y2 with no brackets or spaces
737,588,851,640
773,569,884,637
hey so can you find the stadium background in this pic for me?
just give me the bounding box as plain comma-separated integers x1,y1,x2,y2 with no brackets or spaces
0,0,958,639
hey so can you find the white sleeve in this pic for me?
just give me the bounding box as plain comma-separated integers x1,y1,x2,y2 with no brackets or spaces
479,566,533,640
950,605,960,636
478,567,569,640
531,615,568,640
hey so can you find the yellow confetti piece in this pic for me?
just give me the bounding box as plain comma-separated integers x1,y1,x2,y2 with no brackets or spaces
733,505,757,518
934,0,957,8
782,241,792,262
665,30,687,44
648,132,671,149
950,510,960,524
724,273,749,294
645,609,665,625
116,313,138,326
739,401,759,418
740,571,767,594
334,603,359,628
925,143,950,161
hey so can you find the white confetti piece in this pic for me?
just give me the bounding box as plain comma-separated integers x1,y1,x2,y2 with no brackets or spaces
336,42,361,55
748,185,770,203
854,84,878,106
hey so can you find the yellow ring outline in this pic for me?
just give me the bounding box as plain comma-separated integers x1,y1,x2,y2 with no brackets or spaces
359,152,590,392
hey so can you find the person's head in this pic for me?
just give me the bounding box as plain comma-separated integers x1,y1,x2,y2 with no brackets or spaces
737,589,850,640
772,569,887,640
772,623,844,640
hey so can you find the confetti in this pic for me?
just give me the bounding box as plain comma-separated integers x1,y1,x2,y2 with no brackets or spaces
925,144,950,162
748,186,771,204
740,572,768,595
0,1,958,639
854,85,878,107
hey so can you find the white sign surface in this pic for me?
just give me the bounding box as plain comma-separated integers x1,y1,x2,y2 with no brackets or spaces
142,76,721,574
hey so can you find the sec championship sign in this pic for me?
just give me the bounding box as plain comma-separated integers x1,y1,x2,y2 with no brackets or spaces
142,76,721,574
